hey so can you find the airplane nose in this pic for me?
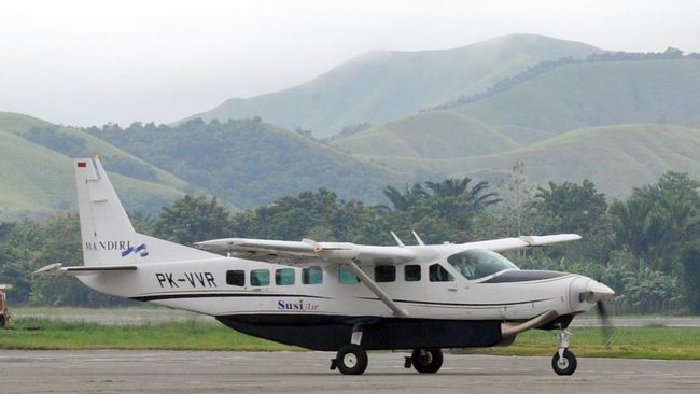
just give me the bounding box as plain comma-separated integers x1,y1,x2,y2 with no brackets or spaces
582,279,615,303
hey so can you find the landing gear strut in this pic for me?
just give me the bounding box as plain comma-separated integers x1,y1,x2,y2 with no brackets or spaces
551,328,577,375
404,348,444,374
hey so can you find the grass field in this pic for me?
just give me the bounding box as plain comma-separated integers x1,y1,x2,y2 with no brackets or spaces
480,326,700,360
1,317,698,360
0,318,292,351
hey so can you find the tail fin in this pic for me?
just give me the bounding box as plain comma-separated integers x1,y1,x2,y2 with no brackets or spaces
75,156,218,266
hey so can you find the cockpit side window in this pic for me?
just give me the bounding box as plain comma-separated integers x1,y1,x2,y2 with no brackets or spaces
429,263,454,282
447,249,518,280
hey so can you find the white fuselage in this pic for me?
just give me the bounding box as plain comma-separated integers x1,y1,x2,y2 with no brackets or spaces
80,253,596,322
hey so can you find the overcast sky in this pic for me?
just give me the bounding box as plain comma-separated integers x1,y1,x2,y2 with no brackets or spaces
1,0,699,127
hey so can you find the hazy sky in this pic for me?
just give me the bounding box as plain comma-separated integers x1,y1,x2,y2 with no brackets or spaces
1,0,699,127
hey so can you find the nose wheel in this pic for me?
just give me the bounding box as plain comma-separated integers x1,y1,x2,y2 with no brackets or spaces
551,328,577,375
551,348,577,375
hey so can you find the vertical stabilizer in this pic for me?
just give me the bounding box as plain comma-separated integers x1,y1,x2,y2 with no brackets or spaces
76,157,138,266
75,157,220,267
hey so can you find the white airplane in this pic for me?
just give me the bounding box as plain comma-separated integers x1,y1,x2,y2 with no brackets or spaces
35,157,614,376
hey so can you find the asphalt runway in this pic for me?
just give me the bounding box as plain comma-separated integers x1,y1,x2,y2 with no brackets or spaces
1,350,698,393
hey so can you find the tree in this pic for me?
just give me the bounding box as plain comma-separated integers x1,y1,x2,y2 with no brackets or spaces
381,178,501,242
154,196,231,245
27,214,132,307
0,221,44,304
530,180,607,235
528,180,609,262
681,242,700,313
381,183,428,211
610,197,653,265
611,171,699,270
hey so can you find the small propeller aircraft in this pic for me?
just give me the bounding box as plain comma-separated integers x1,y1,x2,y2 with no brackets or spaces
35,157,614,376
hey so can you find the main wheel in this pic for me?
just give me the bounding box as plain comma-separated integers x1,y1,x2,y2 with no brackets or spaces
551,349,577,376
411,348,444,374
336,345,368,375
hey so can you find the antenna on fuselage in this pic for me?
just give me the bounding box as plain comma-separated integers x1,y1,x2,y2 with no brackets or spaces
390,231,405,247
412,231,425,246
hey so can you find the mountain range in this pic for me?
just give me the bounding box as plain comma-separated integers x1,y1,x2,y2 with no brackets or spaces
191,34,602,138
1,34,698,219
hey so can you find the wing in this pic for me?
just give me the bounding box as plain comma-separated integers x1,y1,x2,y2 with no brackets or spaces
465,234,582,252
194,238,419,266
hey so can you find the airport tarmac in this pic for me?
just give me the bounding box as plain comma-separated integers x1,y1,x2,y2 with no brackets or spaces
1,350,698,393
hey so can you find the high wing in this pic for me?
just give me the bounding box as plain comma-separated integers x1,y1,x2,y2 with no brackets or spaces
466,234,582,252
194,238,420,266
194,234,581,266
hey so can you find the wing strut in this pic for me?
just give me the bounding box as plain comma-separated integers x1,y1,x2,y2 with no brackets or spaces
347,259,408,318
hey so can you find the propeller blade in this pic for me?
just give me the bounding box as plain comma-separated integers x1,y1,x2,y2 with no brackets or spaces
596,301,616,347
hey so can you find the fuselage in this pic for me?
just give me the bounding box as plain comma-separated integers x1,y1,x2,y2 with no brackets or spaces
80,251,602,322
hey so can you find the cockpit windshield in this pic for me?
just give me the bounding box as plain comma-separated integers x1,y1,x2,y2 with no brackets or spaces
446,249,519,280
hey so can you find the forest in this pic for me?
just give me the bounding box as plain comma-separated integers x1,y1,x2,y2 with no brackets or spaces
0,170,698,314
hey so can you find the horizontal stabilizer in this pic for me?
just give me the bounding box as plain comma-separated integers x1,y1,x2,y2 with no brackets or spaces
33,263,137,277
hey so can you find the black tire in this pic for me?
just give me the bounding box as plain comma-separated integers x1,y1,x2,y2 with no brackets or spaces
411,348,444,374
551,349,577,376
336,345,368,375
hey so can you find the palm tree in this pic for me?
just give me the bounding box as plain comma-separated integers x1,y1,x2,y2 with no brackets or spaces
609,197,652,266
381,183,428,211
426,177,501,210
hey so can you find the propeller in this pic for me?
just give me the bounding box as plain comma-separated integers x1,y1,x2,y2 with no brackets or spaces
596,298,616,347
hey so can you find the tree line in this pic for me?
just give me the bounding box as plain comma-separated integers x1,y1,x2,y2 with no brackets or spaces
0,171,698,313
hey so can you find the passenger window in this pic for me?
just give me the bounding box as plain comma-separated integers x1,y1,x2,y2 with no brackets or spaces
250,269,270,286
374,265,395,282
275,268,295,285
429,264,454,282
404,265,421,282
303,266,323,284
338,266,359,284
226,270,245,286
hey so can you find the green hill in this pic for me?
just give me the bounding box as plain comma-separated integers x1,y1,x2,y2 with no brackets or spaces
0,113,189,219
86,119,407,208
454,58,700,133
364,124,700,198
190,34,600,137
330,53,700,198
335,111,519,159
